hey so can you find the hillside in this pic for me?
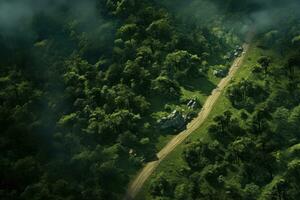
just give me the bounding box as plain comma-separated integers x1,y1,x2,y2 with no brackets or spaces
138,1,300,200
0,0,299,200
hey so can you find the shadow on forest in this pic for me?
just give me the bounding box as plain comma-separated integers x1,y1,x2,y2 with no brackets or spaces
180,76,216,96
149,95,179,113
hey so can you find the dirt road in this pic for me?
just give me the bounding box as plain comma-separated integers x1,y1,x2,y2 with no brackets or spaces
124,42,251,200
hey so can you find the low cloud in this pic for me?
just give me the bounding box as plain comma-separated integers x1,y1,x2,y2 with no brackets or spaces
0,0,101,34
158,0,300,34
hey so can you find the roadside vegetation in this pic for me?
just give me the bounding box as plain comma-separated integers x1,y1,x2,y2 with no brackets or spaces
139,8,300,200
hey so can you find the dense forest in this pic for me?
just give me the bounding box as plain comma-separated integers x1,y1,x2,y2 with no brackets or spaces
0,0,299,200
0,0,240,199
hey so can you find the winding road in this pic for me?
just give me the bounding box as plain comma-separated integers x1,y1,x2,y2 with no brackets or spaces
124,34,254,200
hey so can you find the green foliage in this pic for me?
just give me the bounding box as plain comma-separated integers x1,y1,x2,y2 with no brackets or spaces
227,79,267,111
151,76,181,100
164,50,202,80
174,183,193,200
1,0,283,199
258,56,272,74
150,173,173,197
183,140,222,170
146,19,172,40
143,8,300,200
292,35,300,45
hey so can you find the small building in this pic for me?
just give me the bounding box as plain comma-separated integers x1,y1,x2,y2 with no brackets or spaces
233,45,244,57
157,110,186,130
213,69,227,77
187,99,199,109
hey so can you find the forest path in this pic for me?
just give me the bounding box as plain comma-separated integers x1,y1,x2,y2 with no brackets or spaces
124,32,254,200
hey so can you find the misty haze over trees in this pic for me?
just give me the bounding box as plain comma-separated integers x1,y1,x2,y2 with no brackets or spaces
0,0,299,200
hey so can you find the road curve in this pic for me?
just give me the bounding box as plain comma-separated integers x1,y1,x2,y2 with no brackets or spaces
124,37,253,200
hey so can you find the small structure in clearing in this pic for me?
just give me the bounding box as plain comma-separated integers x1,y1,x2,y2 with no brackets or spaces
157,110,186,130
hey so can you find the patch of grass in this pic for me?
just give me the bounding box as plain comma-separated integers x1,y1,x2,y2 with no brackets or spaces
180,74,217,97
